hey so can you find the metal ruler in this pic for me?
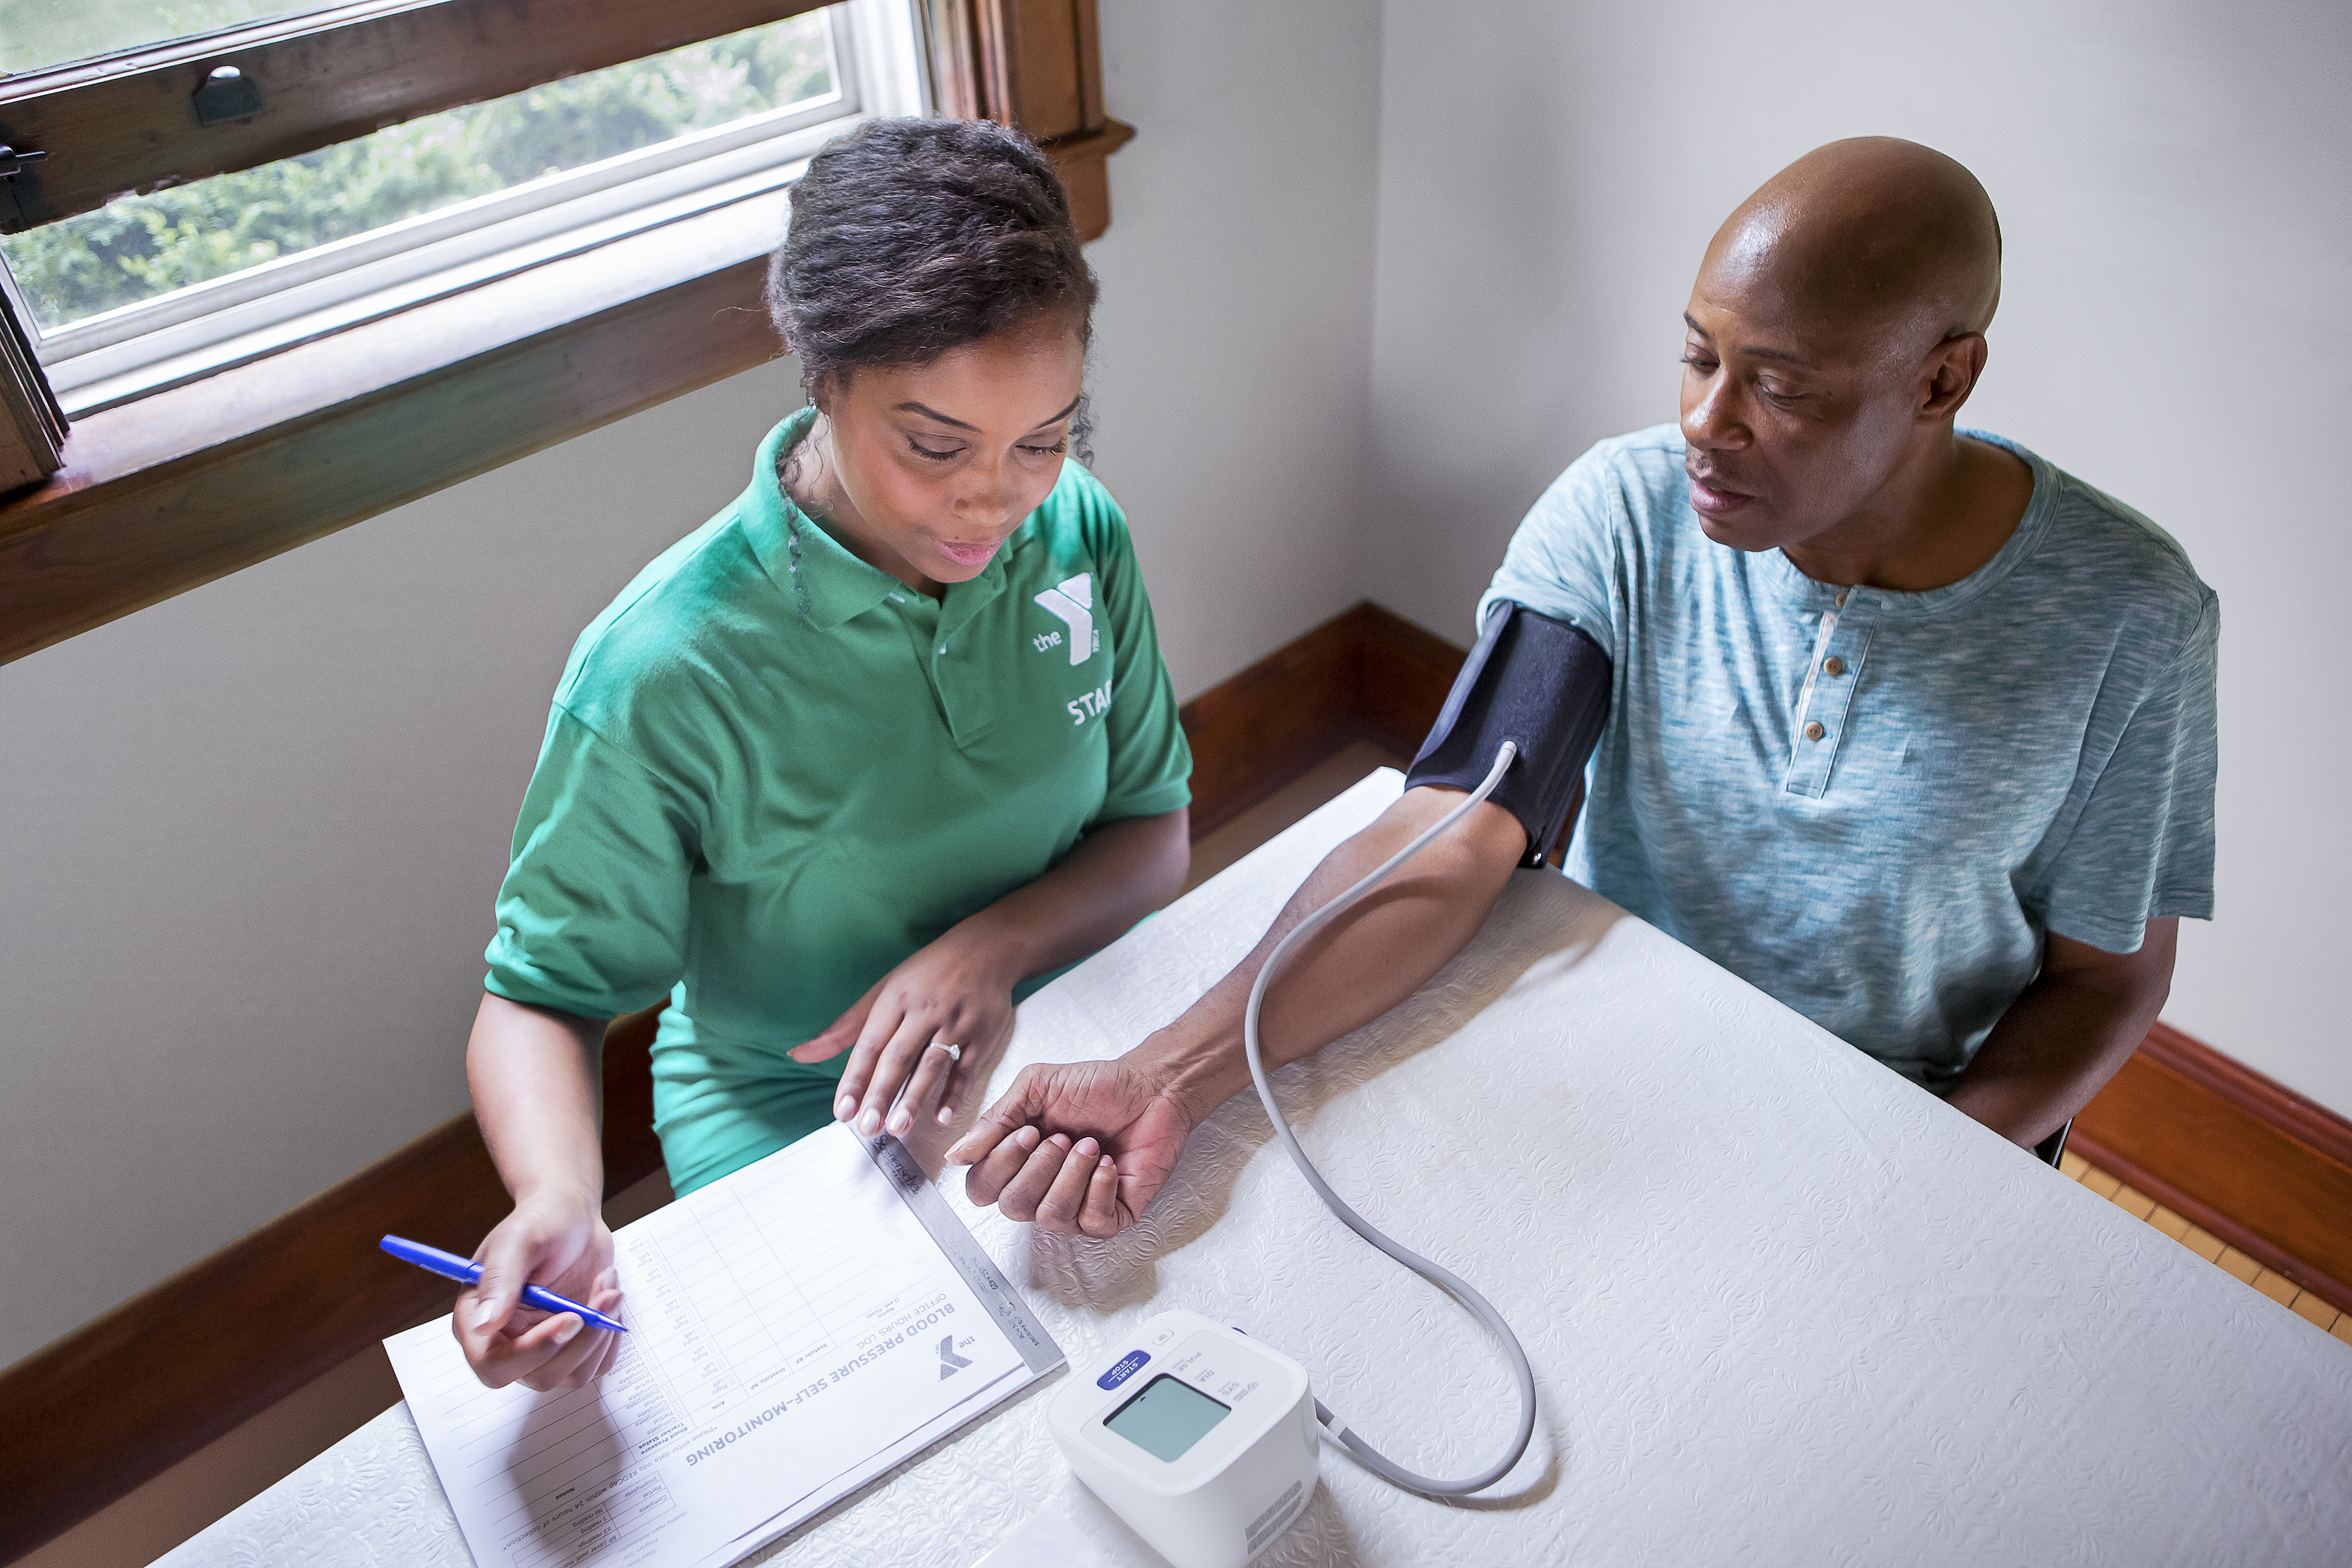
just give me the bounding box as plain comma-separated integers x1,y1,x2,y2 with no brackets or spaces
863,1133,1065,1376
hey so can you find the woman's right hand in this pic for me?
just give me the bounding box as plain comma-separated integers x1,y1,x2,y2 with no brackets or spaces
453,1188,623,1392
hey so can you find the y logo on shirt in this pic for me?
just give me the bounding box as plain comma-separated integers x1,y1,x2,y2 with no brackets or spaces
1033,573,1099,666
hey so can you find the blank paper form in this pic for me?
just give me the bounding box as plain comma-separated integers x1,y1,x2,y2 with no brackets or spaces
384,1123,1060,1568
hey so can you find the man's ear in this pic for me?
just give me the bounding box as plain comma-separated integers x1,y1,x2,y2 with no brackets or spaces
1919,333,1988,421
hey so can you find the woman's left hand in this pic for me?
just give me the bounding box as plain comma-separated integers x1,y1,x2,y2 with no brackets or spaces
789,928,1021,1139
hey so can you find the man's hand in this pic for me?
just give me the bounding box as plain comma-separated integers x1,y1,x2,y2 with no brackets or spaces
455,1188,623,1392
791,928,1020,1141
948,1057,1194,1235
949,788,1524,1238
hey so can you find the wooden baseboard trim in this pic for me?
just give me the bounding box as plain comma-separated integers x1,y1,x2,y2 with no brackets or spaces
7,598,2345,1561
0,1003,667,1566
2073,1021,2352,1315
1176,600,1463,839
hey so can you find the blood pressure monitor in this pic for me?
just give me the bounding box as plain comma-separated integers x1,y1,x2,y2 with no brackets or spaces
1049,1311,1318,1568
1042,742,1547,1558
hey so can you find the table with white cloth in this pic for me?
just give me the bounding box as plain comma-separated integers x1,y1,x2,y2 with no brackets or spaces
158,770,2352,1568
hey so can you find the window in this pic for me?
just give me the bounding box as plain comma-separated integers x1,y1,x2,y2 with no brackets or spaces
2,1,923,410
0,0,1129,668
4,3,325,76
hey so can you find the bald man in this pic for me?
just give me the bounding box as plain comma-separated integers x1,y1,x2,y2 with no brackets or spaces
947,139,2218,1236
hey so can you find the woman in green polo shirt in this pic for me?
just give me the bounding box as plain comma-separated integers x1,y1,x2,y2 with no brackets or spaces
455,118,1192,1392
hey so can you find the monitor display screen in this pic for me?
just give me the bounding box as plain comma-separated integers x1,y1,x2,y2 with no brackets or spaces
1103,1374,1233,1463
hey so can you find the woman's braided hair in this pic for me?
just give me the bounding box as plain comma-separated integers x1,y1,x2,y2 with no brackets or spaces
766,118,1097,455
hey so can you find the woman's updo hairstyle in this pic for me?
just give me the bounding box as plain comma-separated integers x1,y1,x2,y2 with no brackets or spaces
768,117,1096,446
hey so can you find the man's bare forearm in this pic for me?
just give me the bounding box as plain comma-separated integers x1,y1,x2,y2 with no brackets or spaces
1944,920,2177,1148
1130,789,1526,1127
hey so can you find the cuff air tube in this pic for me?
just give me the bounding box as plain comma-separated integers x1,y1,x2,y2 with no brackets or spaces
1403,601,1612,867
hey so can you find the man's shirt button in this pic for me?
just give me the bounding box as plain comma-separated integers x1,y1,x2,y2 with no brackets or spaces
1823,656,1845,676
1804,721,1827,741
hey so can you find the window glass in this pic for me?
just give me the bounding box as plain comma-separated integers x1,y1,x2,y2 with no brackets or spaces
0,12,836,333
0,1,321,76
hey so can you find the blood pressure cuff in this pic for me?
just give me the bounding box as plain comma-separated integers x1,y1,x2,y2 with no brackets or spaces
1403,602,1612,868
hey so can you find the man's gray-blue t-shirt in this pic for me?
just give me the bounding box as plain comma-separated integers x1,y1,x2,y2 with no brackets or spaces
1482,425,2217,1088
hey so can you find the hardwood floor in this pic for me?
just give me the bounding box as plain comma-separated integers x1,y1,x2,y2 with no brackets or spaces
1181,740,1410,896
2061,1149,2352,1347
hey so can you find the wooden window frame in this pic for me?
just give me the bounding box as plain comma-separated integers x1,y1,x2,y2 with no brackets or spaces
0,282,65,489
0,0,834,233
0,0,1128,666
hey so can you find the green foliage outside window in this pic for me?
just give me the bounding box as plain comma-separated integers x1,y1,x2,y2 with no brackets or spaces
0,1,303,78
1,16,832,333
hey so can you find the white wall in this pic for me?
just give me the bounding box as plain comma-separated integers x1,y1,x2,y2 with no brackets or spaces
1364,0,2352,1114
1085,0,1382,695
0,0,1384,1372
0,364,801,1370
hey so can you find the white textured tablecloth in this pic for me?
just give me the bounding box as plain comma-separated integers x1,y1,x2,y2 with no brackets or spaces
161,772,2352,1568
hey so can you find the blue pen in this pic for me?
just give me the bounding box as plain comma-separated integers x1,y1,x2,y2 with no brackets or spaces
380,1235,628,1332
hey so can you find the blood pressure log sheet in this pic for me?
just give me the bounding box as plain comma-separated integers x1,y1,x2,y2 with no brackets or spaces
384,1124,1063,1568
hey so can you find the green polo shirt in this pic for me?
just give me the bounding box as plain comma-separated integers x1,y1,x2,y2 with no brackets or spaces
484,407,1191,1194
